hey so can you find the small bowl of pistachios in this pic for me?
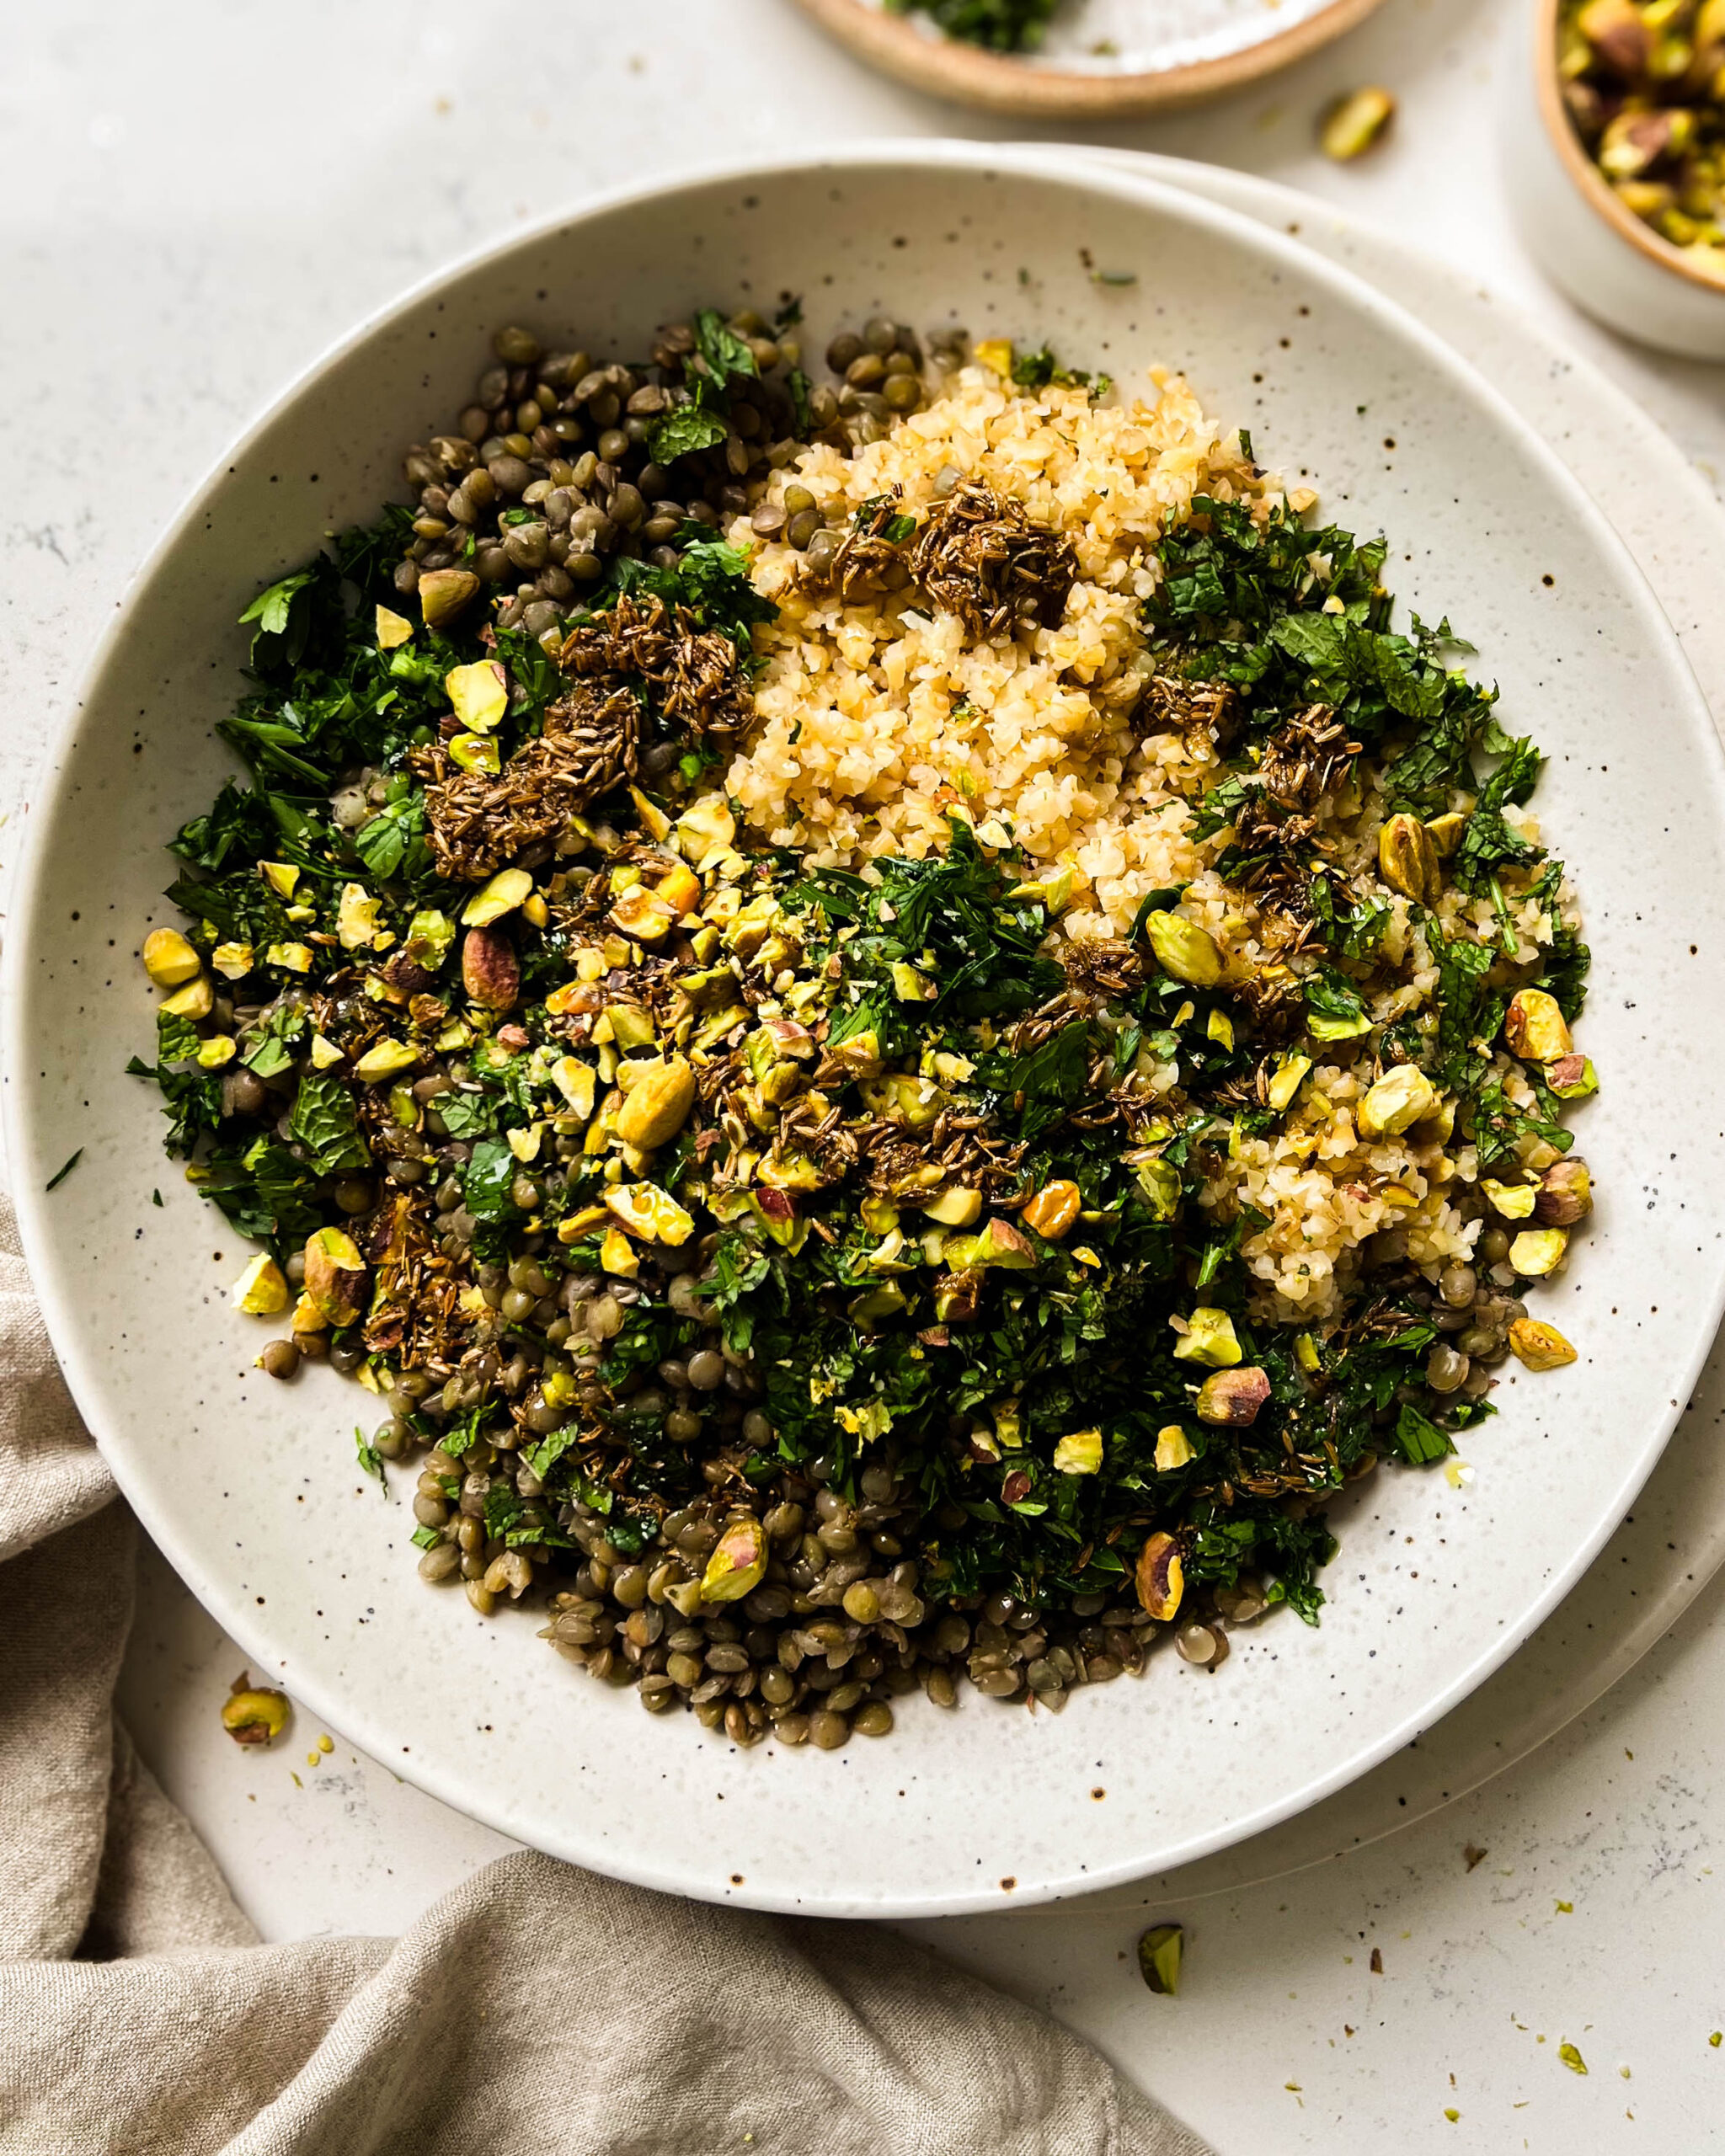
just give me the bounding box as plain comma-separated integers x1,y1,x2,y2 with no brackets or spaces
1505,0,1725,356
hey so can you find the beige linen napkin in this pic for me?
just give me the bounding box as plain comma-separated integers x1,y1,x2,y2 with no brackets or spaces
0,1200,1212,2156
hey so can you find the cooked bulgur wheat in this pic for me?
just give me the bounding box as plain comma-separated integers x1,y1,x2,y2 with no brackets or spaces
726,368,1573,1325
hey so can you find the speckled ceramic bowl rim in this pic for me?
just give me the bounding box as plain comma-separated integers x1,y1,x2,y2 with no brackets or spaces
1535,0,1725,295
9,141,1725,1915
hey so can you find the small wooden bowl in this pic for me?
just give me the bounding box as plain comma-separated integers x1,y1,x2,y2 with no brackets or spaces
789,0,1387,118
1504,0,1725,355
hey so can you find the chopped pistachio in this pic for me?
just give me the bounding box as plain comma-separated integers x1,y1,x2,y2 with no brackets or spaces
309,1033,344,1070
1424,810,1467,857
1205,1006,1235,1049
944,1218,1037,1270
603,1181,696,1246
1053,1428,1103,1475
259,861,299,899
1482,1176,1539,1219
1294,1332,1321,1373
374,603,413,649
1137,1924,1183,1996
337,882,384,949
354,1038,418,1082
160,974,213,1020
1546,1053,1598,1100
264,942,314,973
1172,1306,1242,1367
611,884,676,942
448,732,501,776
1509,1226,1569,1277
142,926,201,988
889,960,935,1001
675,792,737,865
600,1225,640,1278
922,1186,983,1229
211,941,254,979
973,337,1013,376
404,908,456,970
196,1035,237,1070
462,867,534,926
1268,1054,1311,1113
1154,1424,1194,1472
232,1253,291,1315
444,659,507,734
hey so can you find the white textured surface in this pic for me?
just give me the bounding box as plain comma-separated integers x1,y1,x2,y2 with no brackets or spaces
8,0,1725,2145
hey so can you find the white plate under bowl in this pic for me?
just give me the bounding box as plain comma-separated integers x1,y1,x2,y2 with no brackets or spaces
9,143,1725,1919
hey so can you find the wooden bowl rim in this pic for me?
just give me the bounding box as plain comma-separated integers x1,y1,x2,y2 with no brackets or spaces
788,0,1389,117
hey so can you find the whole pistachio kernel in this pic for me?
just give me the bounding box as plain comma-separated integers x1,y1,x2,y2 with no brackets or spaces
1509,1226,1569,1278
1504,988,1574,1064
302,1226,368,1326
1138,1923,1184,1996
1319,83,1397,160
1141,910,1223,986
221,1684,291,1747
1021,1179,1081,1241
1357,1064,1438,1138
1509,1316,1578,1371
701,1516,768,1604
418,565,479,628
1196,1365,1273,1427
1535,1156,1593,1227
1136,1530,1184,1620
1377,812,1441,905
615,1054,697,1150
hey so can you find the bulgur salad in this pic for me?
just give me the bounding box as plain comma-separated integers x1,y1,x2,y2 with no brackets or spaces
131,306,1595,1751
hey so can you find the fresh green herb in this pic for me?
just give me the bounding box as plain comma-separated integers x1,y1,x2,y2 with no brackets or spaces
883,0,1058,51
288,1074,371,1174
45,1150,83,1192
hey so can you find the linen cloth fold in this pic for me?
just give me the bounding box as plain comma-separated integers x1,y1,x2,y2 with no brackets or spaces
0,1199,1212,2156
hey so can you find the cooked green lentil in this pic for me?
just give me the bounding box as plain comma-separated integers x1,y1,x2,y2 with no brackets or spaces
132,304,1595,1750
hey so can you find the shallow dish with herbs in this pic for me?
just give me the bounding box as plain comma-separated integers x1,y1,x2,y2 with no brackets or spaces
128,303,1597,1754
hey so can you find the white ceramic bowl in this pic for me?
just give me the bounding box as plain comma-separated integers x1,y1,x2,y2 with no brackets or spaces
10,143,1725,1918
1503,0,1725,358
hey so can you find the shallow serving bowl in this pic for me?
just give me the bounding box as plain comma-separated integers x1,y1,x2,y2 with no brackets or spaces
1504,0,1725,357
9,142,1725,1918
